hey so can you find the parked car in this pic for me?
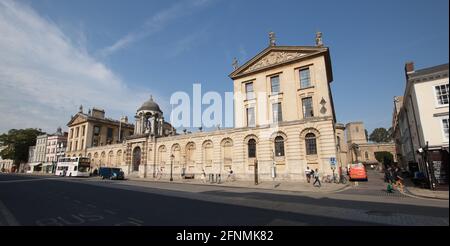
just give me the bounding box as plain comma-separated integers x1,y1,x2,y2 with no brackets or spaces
349,163,368,181
98,167,125,180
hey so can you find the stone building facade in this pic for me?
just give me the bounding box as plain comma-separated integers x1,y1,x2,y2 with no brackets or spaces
34,134,48,163
43,127,68,173
65,106,135,158
67,33,342,181
393,62,449,186
345,122,396,168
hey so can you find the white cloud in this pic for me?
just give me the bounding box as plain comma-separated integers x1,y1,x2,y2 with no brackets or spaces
0,0,157,133
98,0,214,57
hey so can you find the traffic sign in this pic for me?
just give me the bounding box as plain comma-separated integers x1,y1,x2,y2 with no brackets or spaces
330,157,337,166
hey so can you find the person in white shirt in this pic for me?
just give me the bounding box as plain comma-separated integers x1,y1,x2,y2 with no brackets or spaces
305,166,312,183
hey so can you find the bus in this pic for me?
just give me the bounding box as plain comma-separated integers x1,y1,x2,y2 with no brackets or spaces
55,157,91,177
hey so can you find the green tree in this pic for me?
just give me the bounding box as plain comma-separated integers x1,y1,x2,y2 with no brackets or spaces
369,127,392,143
374,151,394,166
0,128,45,170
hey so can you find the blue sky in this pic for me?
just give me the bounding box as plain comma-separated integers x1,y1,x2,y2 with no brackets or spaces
0,0,448,134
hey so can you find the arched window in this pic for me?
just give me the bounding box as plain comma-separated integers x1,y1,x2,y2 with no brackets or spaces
158,146,166,165
222,139,233,169
305,133,317,155
108,151,114,166
116,150,122,166
172,144,181,166
132,147,141,172
186,142,195,163
100,152,106,167
274,136,285,157
203,141,213,167
248,139,256,158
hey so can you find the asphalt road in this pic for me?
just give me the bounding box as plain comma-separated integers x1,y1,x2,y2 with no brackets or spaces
0,172,448,226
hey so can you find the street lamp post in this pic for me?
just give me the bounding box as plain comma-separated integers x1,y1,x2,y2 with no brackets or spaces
271,150,276,188
424,141,436,190
170,154,174,181
254,159,259,185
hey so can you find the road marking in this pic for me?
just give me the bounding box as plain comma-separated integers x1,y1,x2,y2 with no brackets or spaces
0,200,20,226
104,209,116,215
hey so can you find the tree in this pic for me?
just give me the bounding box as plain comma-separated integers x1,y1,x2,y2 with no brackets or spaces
369,127,392,143
374,151,394,167
364,129,369,142
0,128,45,170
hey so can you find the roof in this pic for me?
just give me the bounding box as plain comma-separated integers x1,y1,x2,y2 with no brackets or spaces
138,96,162,112
67,113,134,128
229,45,333,81
408,63,449,83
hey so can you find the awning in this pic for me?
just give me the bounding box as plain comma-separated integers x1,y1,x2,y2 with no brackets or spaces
28,162,42,166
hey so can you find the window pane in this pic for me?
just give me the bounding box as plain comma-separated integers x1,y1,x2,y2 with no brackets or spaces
302,97,314,118
435,84,449,105
272,103,283,122
443,119,449,139
247,107,255,127
246,83,254,100
248,139,256,158
305,133,317,155
300,68,311,88
274,136,285,156
271,76,280,93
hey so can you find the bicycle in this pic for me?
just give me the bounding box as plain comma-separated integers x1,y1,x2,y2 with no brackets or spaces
322,175,333,183
336,174,348,184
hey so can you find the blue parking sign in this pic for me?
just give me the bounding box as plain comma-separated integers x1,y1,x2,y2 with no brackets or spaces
330,157,336,166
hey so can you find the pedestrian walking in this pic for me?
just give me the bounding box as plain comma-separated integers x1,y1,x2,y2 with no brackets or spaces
313,168,321,187
201,169,207,183
393,167,404,192
226,167,235,182
305,166,311,183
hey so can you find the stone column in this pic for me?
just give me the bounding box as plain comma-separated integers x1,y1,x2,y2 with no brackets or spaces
159,117,164,136
150,116,155,135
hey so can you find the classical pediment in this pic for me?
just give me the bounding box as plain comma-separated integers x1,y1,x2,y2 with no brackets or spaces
230,46,328,79
67,113,88,126
245,51,306,73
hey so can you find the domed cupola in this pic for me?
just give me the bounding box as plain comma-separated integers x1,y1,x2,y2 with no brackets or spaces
134,95,164,136
138,95,161,113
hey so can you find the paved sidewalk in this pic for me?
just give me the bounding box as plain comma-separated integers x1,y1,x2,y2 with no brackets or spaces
8,172,350,193
403,186,449,200
127,177,350,193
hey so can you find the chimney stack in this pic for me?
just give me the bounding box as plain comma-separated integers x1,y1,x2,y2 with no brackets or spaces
405,61,415,74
